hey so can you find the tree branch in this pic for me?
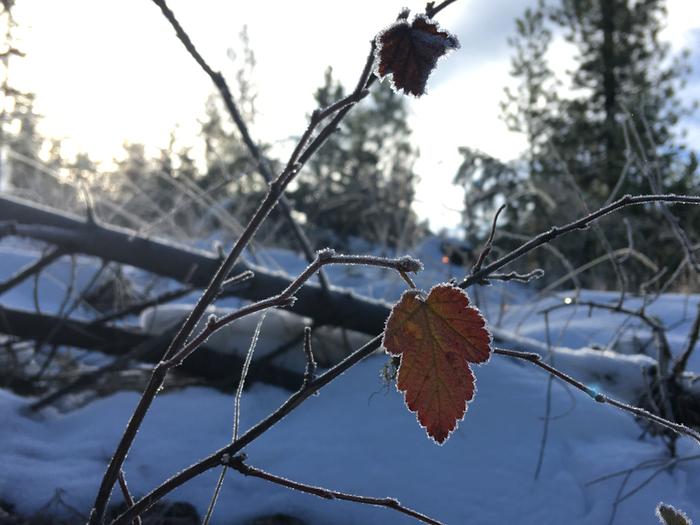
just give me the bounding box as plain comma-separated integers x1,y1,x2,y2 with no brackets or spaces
0,246,65,295
493,348,700,444
225,454,444,525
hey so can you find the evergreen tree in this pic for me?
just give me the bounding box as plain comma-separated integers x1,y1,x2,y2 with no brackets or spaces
0,1,77,207
0,1,39,195
290,67,422,249
456,0,698,287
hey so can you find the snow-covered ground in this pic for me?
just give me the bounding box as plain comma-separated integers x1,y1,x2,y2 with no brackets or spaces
1,237,699,524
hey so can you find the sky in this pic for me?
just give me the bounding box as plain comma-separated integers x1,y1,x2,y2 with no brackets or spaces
6,0,700,231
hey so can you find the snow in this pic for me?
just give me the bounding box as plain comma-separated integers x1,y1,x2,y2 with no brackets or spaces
1,237,699,524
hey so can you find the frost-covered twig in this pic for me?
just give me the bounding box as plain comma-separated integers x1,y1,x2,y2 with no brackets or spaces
534,313,554,480
493,348,700,445
202,310,268,525
162,252,421,368
488,269,544,284
469,203,506,277
225,454,445,525
674,302,700,377
460,194,700,290
301,326,317,388
116,471,141,525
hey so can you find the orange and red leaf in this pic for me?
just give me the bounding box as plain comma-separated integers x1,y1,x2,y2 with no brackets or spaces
383,284,492,443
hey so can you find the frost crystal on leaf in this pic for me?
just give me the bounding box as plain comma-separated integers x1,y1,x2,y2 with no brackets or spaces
383,284,492,444
374,14,460,97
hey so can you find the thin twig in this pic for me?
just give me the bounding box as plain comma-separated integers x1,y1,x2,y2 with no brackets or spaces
470,203,506,277
116,471,142,525
488,269,544,284
425,0,460,18
302,326,317,388
534,312,553,480
202,311,268,525
673,301,700,376
0,247,65,295
225,455,444,525
460,194,700,290
492,347,700,445
233,313,267,442
162,252,421,368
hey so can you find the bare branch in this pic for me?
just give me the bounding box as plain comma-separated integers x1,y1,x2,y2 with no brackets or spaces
225,454,445,525
493,348,700,445
116,471,142,525
302,326,317,388
0,246,65,295
674,302,700,377
470,203,506,277
487,269,544,284
460,194,700,290
425,0,461,18
163,251,421,368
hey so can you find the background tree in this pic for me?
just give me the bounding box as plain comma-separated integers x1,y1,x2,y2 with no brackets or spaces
0,1,80,208
290,67,423,250
456,0,698,288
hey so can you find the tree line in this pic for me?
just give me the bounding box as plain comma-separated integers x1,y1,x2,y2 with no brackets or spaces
1,0,698,289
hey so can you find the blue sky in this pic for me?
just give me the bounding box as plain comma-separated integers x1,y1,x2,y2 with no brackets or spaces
8,0,700,230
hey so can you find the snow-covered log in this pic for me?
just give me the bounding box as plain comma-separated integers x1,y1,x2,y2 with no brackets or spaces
0,306,304,391
0,193,392,336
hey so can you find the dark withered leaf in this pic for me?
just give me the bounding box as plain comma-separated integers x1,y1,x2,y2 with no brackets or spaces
375,14,460,97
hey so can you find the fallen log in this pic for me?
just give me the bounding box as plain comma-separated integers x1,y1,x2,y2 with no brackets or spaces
0,194,392,335
0,306,304,393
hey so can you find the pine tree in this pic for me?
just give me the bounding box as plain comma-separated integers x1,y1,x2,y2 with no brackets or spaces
456,0,698,287
290,67,422,249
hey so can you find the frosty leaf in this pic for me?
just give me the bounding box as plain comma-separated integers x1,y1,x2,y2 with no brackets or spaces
375,13,460,97
657,503,693,525
383,284,492,443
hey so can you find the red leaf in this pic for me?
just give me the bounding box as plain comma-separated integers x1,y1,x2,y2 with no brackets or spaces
375,13,460,97
383,284,492,443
